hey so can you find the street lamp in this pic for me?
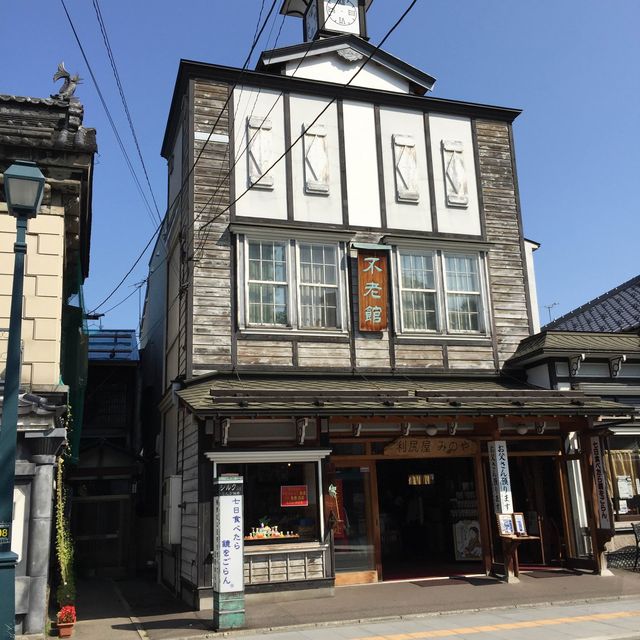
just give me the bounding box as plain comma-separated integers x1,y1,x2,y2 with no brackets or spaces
0,160,45,639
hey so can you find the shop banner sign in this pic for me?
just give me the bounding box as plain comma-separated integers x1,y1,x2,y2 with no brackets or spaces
591,436,612,529
358,251,388,331
280,485,308,507
213,475,244,593
488,441,513,514
384,437,477,457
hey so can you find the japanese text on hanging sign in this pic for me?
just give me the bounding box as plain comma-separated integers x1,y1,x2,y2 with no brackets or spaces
591,437,612,529
488,440,513,514
358,252,388,331
212,476,244,594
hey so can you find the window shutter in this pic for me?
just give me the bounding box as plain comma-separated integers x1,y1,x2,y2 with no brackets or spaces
303,123,330,194
247,116,274,190
392,134,420,203
442,139,469,207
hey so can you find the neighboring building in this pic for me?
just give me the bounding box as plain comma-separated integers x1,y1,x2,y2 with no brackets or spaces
67,329,149,577
509,275,640,557
0,71,96,634
141,0,631,610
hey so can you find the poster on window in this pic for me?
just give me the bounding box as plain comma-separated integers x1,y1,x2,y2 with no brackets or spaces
617,475,634,500
280,485,309,507
453,520,482,561
358,251,388,331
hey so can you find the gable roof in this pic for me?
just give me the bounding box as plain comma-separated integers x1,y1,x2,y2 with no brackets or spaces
544,274,640,333
257,34,436,95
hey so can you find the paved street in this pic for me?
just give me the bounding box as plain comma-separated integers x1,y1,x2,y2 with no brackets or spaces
68,569,640,640
234,599,640,640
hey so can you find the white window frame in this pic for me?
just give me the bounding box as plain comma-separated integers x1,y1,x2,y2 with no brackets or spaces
239,235,349,335
295,242,342,331
395,248,490,337
245,239,291,328
397,250,439,333
442,251,486,334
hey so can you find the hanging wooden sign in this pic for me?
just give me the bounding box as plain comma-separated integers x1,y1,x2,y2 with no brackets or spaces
591,436,612,530
358,251,388,331
384,437,477,457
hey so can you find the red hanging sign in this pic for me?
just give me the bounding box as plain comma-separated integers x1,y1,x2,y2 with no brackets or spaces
280,485,309,508
358,251,389,331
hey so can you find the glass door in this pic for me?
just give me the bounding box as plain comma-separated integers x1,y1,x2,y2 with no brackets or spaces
327,463,379,584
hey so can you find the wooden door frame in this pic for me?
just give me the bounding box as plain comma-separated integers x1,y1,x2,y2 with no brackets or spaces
332,459,381,584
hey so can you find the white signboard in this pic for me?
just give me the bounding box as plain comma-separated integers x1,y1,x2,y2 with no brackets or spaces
617,475,634,500
488,440,513,514
213,475,244,593
591,437,612,529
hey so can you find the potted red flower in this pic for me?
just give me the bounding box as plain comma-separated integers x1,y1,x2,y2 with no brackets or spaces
56,605,76,637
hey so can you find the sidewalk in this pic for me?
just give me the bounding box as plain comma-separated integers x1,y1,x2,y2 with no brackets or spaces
70,568,640,640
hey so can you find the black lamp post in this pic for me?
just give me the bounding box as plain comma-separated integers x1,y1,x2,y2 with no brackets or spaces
0,161,45,639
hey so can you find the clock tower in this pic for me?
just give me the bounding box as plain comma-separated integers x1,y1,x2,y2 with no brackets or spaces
281,0,373,42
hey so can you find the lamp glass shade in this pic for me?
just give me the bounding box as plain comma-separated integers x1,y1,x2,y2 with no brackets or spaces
4,161,45,218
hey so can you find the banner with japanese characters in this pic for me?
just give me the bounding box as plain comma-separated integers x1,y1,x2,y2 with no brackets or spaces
358,251,388,331
590,436,613,529
212,475,244,593
488,440,513,514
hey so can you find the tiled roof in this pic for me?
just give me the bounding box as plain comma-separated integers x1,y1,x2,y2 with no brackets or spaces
508,331,640,364
88,330,139,362
0,94,96,153
176,374,632,418
544,274,640,333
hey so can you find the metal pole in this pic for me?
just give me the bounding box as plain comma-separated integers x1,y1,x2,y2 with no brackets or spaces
0,215,28,640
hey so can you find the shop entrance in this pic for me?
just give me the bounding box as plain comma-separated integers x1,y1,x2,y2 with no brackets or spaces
377,458,482,580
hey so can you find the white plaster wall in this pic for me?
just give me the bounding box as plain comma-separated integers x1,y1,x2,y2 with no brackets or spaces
290,94,342,224
233,87,288,220
285,56,410,93
526,364,551,389
379,107,432,232
429,114,481,236
342,101,381,227
524,240,541,333
168,125,183,210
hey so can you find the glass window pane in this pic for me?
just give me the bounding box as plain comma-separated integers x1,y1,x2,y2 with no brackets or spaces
249,242,260,260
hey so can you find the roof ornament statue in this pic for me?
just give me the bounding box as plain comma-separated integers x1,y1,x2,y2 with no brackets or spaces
51,61,82,100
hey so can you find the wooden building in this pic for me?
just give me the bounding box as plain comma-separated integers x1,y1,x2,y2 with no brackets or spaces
509,276,640,559
140,0,634,609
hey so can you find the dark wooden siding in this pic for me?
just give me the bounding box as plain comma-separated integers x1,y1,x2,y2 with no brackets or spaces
190,80,233,374
476,120,532,366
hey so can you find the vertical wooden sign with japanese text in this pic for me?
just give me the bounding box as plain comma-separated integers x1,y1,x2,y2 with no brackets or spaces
213,475,245,630
590,436,613,530
488,441,513,514
358,251,388,331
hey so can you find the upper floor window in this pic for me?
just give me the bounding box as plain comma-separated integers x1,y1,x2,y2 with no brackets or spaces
241,237,347,333
299,244,339,329
444,254,482,332
248,241,288,326
399,252,437,331
398,250,486,335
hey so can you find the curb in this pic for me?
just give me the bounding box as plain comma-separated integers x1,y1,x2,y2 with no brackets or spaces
135,593,640,640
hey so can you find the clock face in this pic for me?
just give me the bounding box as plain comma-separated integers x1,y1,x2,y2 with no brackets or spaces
325,0,359,30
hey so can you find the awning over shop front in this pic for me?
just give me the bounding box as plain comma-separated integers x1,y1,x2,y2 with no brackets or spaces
176,374,635,420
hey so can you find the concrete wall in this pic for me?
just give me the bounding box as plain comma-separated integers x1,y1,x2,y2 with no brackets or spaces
0,203,64,388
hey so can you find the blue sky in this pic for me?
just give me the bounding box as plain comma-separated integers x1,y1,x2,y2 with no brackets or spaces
2,0,639,331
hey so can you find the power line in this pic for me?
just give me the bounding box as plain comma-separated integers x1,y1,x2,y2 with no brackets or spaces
87,0,280,312
59,0,160,230
92,0,163,225
93,0,419,316
197,0,420,240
